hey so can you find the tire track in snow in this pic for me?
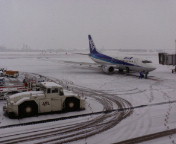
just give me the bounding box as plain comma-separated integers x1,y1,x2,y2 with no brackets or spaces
0,73,133,144
162,91,176,144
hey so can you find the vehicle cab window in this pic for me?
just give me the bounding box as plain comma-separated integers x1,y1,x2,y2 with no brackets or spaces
52,88,58,93
59,89,64,96
47,88,51,94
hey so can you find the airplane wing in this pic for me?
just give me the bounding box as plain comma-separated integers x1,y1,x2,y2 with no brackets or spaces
74,53,89,55
63,60,101,67
63,61,119,70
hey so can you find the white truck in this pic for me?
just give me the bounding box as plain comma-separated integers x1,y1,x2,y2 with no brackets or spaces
3,82,85,118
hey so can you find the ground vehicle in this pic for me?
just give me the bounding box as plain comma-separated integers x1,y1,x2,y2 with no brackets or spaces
0,68,5,77
0,77,5,86
3,82,85,118
4,70,19,78
0,71,3,77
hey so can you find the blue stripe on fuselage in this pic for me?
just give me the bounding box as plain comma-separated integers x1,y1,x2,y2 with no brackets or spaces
90,53,139,67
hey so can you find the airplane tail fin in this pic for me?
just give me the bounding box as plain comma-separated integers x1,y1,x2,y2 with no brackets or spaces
88,35,99,54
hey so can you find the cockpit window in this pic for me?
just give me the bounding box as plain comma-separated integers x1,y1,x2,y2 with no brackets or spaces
142,60,152,63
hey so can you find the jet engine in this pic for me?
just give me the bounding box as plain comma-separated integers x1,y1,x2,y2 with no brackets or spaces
102,66,115,74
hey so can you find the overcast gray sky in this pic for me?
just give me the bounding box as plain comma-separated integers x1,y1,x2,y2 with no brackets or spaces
0,0,176,50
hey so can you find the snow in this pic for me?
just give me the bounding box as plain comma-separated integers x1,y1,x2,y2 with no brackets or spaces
63,90,77,96
40,81,62,88
9,91,44,99
0,51,176,144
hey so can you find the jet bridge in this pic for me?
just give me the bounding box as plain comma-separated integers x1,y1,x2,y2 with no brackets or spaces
158,53,176,73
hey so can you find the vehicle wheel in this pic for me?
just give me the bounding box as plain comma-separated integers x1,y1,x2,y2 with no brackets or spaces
19,102,38,117
65,98,80,111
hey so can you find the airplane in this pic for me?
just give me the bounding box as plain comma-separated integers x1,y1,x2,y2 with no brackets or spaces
65,35,156,78
87,35,156,78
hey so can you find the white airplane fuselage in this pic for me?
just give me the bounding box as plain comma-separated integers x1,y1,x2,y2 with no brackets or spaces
90,55,155,73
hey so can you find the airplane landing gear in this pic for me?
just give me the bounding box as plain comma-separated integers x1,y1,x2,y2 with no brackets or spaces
139,71,148,79
144,72,148,79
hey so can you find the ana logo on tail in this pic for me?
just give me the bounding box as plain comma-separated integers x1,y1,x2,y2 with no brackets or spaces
88,35,96,52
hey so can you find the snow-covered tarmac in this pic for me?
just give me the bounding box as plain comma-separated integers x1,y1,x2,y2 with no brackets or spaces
0,51,176,144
